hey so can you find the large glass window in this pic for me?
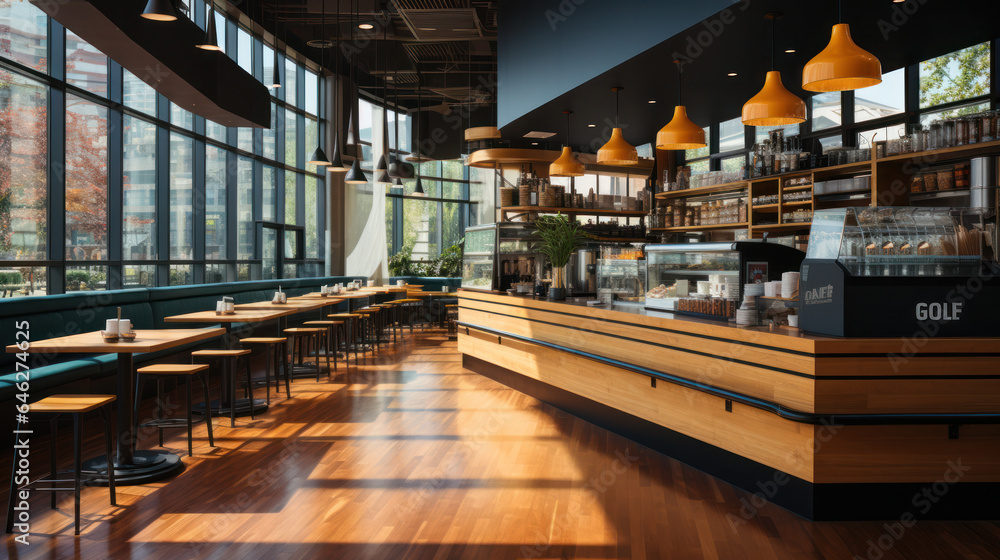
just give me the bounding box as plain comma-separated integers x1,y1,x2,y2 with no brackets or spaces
263,102,277,160
855,68,905,123
66,95,108,261
685,127,710,161
284,57,297,106
718,116,745,153
0,72,48,261
0,0,47,73
263,165,277,221
920,42,991,109
811,92,841,131
123,116,156,260
124,70,157,116
205,146,227,259
304,70,318,115
66,33,108,96
237,26,252,74
285,172,298,225
305,177,318,259
285,108,297,167
169,133,194,260
237,157,253,260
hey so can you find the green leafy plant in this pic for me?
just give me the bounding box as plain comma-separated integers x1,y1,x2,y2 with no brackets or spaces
65,270,90,289
438,239,464,278
532,214,592,269
388,245,415,277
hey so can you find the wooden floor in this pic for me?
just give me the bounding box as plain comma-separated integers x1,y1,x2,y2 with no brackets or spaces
3,330,999,559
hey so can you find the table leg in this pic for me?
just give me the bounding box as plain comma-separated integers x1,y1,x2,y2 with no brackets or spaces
80,352,183,485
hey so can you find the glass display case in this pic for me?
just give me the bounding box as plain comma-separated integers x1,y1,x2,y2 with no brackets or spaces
645,242,805,320
597,245,646,302
800,207,1000,337
461,224,497,291
806,207,990,277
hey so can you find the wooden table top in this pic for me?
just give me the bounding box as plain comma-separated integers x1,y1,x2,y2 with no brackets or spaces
308,292,373,299
409,291,459,298
5,328,226,354
293,292,354,300
164,308,299,324
237,299,337,310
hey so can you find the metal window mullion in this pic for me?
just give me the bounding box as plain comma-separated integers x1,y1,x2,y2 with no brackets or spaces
48,82,67,295
192,137,206,284
226,151,239,265
155,116,171,287
108,102,124,290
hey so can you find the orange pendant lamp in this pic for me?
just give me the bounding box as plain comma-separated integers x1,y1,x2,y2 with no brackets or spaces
597,87,639,165
656,60,706,150
802,1,881,92
743,13,806,126
550,110,585,177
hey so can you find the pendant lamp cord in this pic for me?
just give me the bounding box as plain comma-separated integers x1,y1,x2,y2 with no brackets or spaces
615,89,620,129
674,60,682,106
565,112,570,147
838,0,842,23
770,16,775,71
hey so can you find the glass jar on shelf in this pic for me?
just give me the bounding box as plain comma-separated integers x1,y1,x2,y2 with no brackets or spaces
943,119,957,147
981,112,996,143
928,121,943,150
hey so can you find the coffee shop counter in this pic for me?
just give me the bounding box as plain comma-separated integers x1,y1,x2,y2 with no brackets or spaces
456,289,1000,520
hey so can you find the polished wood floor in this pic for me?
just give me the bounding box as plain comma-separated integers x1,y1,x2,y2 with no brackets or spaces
3,330,999,559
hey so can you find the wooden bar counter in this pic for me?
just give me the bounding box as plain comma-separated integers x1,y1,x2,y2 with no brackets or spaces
457,289,1000,520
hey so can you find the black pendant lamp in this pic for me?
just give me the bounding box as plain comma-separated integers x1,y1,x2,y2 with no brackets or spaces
306,0,332,167
141,0,178,21
410,74,426,196
328,0,348,171
195,4,220,50
270,4,282,89
388,61,414,179
343,0,367,184
375,22,389,175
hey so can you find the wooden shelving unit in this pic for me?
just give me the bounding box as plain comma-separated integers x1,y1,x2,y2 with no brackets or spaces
500,206,647,219
650,222,748,233
655,181,748,200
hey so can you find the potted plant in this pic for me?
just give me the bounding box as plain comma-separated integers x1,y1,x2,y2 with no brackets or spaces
533,214,591,300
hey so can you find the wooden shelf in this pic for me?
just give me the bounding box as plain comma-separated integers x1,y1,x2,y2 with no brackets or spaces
650,222,748,233
588,236,648,243
782,200,813,207
875,139,1000,164
655,181,748,200
753,203,780,212
782,184,814,192
500,206,648,218
811,161,872,180
751,222,812,232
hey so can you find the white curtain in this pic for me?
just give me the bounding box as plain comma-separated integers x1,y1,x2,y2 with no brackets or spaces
345,103,389,282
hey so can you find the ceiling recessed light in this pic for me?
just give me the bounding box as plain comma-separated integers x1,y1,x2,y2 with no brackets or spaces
785,49,796,53
418,27,437,31
648,100,656,104
727,72,738,77
587,124,596,128
531,142,539,145
358,23,374,30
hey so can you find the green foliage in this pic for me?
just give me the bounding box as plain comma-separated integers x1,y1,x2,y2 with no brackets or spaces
0,270,23,286
388,245,415,277
65,270,90,287
532,214,592,268
920,42,991,111
438,239,464,278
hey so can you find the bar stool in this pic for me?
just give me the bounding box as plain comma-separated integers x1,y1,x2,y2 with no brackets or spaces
6,395,116,535
302,321,344,373
283,327,330,381
394,298,423,333
445,304,459,339
191,349,254,428
355,308,381,352
329,313,363,366
134,364,215,457
371,302,399,344
240,337,291,401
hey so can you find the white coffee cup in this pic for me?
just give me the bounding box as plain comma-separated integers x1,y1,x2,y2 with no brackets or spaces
118,319,132,334
225,302,235,313
397,280,404,287
105,319,119,334
442,286,449,292
279,293,287,304
788,314,799,328
367,280,375,287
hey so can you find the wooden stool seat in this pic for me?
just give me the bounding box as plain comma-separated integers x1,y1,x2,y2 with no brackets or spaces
30,395,116,414
283,327,325,333
240,337,287,344
192,349,252,357
329,313,362,318
303,320,340,325
396,298,422,303
284,328,331,380
137,364,208,375
445,304,459,308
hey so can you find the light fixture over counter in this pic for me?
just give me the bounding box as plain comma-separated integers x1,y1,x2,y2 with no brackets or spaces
550,110,585,177
802,1,881,92
656,60,706,150
742,13,806,126
597,87,638,165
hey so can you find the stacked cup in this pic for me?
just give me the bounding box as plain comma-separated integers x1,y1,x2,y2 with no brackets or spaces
781,272,800,299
